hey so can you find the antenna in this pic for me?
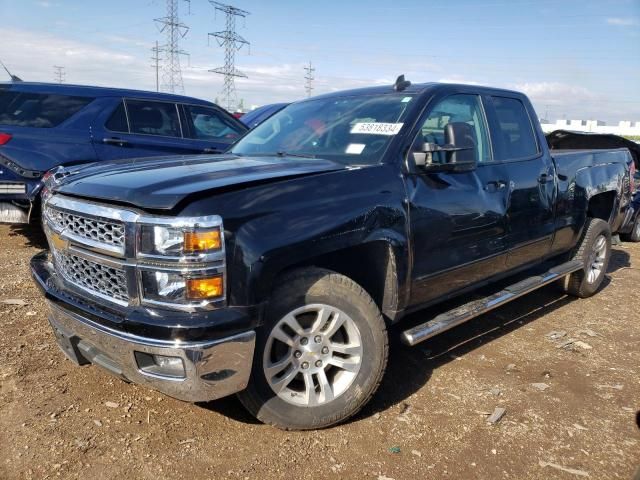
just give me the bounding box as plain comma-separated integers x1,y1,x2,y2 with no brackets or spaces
394,74,411,92
304,61,315,98
155,0,190,94
0,60,22,82
53,65,66,84
208,1,250,112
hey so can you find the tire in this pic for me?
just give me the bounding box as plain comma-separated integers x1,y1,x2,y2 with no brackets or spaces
562,218,612,298
621,214,640,242
237,267,388,430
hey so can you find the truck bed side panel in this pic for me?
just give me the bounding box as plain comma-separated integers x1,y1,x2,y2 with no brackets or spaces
551,149,632,253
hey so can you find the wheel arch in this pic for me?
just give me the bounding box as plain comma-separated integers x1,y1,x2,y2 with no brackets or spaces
253,233,407,323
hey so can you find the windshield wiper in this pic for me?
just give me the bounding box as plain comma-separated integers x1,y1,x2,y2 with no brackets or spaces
230,151,317,159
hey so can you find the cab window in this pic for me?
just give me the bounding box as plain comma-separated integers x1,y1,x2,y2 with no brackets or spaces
183,104,244,143
125,100,181,137
417,94,491,163
105,101,128,132
489,96,539,160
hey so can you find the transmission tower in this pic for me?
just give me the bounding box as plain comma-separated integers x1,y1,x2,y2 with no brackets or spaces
155,0,190,94
208,1,250,112
304,61,315,97
53,65,65,84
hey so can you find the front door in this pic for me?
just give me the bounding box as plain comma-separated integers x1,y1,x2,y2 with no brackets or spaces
406,93,510,306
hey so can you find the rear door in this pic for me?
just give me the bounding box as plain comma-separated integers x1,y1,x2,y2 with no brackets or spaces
406,93,510,306
92,98,202,160
484,95,556,269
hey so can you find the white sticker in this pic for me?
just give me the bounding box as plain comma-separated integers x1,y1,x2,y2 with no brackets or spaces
401,96,412,103
345,143,366,155
350,122,404,136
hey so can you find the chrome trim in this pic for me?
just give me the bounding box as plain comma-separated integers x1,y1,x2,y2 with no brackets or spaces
42,193,228,311
401,259,584,346
48,302,255,402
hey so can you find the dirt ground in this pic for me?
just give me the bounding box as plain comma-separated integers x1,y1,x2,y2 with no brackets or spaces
0,223,638,480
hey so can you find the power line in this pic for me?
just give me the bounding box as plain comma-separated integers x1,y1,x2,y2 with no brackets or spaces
304,61,315,97
154,0,190,94
208,1,250,112
53,65,65,84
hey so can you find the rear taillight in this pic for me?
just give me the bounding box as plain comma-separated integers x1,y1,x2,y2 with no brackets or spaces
0,133,12,145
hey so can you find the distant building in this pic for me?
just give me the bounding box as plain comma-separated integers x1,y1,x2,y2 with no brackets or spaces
540,118,640,137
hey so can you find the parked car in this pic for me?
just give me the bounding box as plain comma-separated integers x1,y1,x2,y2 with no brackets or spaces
0,82,248,223
32,79,634,430
241,102,289,129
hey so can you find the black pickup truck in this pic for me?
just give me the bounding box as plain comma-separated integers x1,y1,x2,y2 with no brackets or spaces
31,79,635,430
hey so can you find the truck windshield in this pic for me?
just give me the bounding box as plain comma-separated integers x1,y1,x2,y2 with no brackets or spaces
231,94,416,165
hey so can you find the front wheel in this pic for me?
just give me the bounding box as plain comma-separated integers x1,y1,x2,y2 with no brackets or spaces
562,218,612,298
237,268,388,430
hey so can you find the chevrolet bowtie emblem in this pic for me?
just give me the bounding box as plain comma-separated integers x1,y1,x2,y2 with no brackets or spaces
50,232,69,251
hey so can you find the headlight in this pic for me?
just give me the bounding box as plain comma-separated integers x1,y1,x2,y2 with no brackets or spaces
139,225,222,257
136,215,225,309
141,271,224,304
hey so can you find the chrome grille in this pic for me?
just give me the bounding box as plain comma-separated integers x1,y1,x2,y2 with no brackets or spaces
45,205,125,248
53,249,128,304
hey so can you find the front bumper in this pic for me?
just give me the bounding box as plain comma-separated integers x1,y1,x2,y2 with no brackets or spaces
32,251,257,403
47,302,255,402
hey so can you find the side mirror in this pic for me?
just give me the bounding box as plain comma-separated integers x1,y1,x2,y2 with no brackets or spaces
412,122,478,172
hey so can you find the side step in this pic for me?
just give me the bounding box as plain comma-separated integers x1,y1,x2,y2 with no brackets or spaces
401,260,583,346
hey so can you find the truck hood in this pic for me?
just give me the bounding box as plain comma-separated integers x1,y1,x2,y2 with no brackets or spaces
53,154,346,211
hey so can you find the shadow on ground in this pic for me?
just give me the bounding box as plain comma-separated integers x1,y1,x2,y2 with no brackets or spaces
8,220,47,250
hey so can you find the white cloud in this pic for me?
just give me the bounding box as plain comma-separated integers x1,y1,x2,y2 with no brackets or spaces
437,76,483,86
0,27,637,122
35,1,59,7
511,82,595,104
606,17,639,27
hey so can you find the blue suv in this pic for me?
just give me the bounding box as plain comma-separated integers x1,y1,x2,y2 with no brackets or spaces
0,82,248,223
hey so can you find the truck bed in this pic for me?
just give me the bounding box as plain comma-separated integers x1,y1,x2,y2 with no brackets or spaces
551,148,633,180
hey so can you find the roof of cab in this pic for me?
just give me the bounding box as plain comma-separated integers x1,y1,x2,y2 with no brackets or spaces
0,81,215,106
308,81,525,101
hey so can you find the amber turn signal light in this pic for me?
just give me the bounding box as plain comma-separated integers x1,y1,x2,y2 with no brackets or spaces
186,276,224,300
184,228,221,252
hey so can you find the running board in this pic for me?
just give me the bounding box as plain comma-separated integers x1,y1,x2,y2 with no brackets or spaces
401,260,583,347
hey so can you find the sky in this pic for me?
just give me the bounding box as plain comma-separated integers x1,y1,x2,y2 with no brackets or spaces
1,0,639,122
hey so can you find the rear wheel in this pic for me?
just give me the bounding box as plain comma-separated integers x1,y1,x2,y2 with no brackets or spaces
237,268,388,430
562,218,611,298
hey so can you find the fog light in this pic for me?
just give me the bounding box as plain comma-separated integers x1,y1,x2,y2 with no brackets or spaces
186,275,223,300
135,352,186,378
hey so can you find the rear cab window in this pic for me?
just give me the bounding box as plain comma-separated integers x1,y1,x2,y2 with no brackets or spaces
125,99,181,137
488,96,539,161
0,91,94,128
182,104,245,143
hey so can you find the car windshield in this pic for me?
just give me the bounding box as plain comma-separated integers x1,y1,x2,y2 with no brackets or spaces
231,93,416,165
